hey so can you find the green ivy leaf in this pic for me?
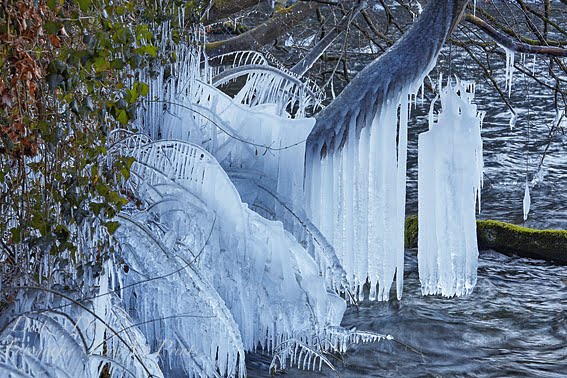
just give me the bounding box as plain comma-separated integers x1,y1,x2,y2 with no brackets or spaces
47,0,63,11
126,88,138,104
44,21,61,35
10,228,21,244
110,58,125,70
125,156,135,169
120,167,130,179
75,0,92,12
105,221,120,235
117,110,129,125
90,202,105,216
135,45,157,58
54,225,70,243
92,57,110,73
135,82,149,96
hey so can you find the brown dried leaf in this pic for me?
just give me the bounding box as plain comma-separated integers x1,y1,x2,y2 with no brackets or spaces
49,34,60,48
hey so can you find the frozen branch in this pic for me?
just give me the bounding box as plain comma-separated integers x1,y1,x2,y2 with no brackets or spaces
308,0,469,158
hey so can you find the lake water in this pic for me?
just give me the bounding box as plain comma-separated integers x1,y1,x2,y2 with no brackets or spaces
247,251,567,377
404,52,567,230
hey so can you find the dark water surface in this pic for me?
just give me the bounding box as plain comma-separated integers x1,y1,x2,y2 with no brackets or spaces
405,44,567,230
247,251,567,377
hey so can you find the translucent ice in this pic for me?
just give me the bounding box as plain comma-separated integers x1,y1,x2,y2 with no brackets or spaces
418,79,484,297
117,138,348,372
523,181,531,221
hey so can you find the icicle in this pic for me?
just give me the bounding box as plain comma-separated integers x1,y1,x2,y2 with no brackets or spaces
531,168,545,186
395,92,410,300
554,109,564,128
504,47,515,97
523,181,531,221
415,1,423,15
307,89,413,301
418,79,483,297
509,110,517,130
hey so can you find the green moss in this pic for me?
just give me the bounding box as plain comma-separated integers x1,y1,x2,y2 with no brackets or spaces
205,40,223,51
476,220,567,264
404,214,418,248
403,215,567,264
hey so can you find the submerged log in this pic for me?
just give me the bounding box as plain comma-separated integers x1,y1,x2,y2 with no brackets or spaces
404,215,567,265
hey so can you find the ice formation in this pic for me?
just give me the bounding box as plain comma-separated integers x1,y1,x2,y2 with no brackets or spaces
504,47,515,97
0,271,164,378
101,44,350,375
509,110,517,130
0,47,351,377
111,137,349,375
305,93,411,301
210,50,324,117
304,0,466,301
418,80,484,297
119,141,345,350
523,181,531,221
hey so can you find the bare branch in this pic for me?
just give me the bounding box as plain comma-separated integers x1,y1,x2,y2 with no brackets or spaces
465,13,567,57
291,0,364,76
205,0,265,25
206,1,319,57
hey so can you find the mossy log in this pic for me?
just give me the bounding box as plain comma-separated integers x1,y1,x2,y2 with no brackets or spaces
404,215,567,265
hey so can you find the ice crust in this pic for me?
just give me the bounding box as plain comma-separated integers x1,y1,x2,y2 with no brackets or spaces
114,139,348,376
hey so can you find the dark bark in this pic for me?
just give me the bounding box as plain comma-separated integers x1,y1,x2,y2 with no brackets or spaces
465,13,567,57
205,0,264,25
206,1,319,58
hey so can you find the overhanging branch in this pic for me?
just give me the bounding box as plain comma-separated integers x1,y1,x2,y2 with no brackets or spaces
465,13,567,57
206,1,319,57
205,0,264,25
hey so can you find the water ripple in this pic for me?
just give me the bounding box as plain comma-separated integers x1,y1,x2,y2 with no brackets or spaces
247,251,567,377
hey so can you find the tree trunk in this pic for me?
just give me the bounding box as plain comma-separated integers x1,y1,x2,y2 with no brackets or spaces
307,0,469,158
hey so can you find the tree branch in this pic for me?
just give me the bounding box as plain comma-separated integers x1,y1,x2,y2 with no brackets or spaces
290,0,364,76
465,13,567,57
205,0,265,25
206,1,319,57
307,0,469,157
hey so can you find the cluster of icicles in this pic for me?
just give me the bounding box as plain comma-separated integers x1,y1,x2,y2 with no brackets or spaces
0,44,484,376
418,79,484,297
306,77,484,301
